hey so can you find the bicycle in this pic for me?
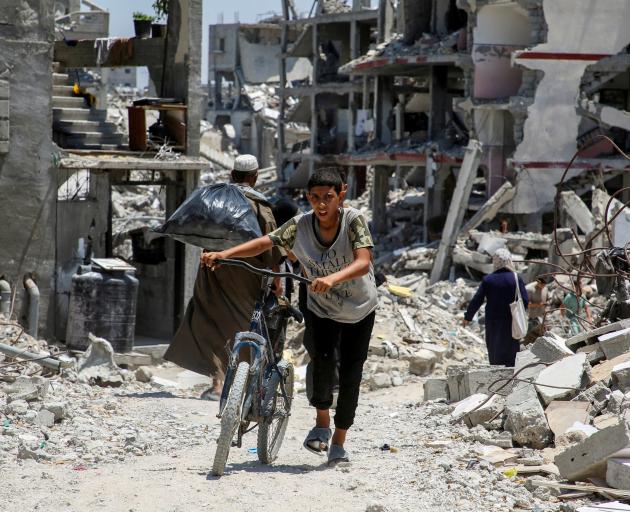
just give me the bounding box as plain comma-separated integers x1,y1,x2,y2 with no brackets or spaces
211,258,309,477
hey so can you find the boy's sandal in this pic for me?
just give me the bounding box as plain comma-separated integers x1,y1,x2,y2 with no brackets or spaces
303,427,332,456
327,444,349,466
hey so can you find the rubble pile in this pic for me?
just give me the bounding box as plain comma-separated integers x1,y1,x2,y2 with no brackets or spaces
426,319,630,499
0,323,216,466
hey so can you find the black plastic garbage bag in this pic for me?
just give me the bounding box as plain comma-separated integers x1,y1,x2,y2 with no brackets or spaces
153,183,262,250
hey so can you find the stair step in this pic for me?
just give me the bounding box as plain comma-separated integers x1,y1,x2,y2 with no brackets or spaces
52,96,87,108
53,107,108,122
53,73,70,86
53,85,77,97
64,131,126,143
54,120,119,134
61,142,128,151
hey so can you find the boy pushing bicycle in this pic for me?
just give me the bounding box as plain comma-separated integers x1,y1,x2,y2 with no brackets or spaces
203,168,378,465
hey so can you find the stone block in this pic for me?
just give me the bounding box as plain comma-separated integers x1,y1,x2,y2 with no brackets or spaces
555,422,630,481
3,376,48,402
566,320,630,350
42,402,67,422
530,334,573,363
577,343,605,365
599,328,630,360
446,365,513,402
571,381,611,416
592,352,630,383
467,395,505,427
35,409,55,428
607,458,630,490
134,366,153,383
0,99,8,118
0,141,7,153
368,373,392,390
450,393,487,426
535,353,588,405
423,378,449,401
408,349,438,376
504,350,552,449
0,80,8,99
613,362,630,391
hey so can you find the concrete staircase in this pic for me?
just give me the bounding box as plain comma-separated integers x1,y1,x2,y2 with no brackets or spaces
52,65,127,151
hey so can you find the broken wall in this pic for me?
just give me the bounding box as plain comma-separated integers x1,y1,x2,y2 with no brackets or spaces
510,0,630,214
0,0,56,335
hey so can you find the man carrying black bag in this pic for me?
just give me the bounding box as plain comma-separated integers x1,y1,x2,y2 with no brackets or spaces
165,155,283,400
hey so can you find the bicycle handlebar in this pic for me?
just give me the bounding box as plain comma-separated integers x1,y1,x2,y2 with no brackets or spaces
215,258,312,285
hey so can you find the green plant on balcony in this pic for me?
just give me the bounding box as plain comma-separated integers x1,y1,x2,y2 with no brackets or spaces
132,12,155,21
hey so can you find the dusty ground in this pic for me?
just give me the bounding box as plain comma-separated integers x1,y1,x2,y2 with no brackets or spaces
0,380,563,512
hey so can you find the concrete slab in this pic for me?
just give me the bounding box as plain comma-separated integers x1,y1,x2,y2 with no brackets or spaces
466,395,505,427
451,393,488,424
446,365,513,402
612,361,630,391
599,328,630,360
545,401,591,437
566,320,630,350
572,381,612,416
423,378,450,401
577,343,606,365
504,350,553,449
594,414,620,430
555,422,630,481
592,352,630,383
577,502,630,512
607,458,630,490
535,353,588,405
530,334,573,363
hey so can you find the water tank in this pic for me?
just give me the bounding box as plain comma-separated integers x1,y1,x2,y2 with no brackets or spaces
66,262,139,353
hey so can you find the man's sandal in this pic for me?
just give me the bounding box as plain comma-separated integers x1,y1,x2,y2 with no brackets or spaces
303,427,332,455
327,444,349,466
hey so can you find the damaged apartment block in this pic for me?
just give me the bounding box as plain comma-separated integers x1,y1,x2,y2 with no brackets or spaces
297,0,630,269
0,0,207,350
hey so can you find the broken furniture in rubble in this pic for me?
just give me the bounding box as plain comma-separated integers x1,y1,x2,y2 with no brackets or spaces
127,99,187,151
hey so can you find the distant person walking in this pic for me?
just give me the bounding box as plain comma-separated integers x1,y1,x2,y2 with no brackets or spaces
562,278,592,335
462,249,529,367
523,277,549,344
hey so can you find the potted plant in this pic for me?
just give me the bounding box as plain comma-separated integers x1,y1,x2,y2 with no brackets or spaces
133,12,154,39
151,0,168,38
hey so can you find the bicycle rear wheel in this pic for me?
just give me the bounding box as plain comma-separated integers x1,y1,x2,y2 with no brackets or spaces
212,361,250,476
257,360,294,464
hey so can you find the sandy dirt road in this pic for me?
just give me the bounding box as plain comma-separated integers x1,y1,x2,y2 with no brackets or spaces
0,382,550,512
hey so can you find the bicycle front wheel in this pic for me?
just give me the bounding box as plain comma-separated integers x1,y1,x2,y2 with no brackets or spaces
212,361,250,476
257,360,294,464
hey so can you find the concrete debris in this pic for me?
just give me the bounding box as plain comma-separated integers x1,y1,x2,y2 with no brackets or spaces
535,353,588,405
3,376,49,403
530,333,573,363
545,401,591,437
555,422,630,481
423,378,449,401
77,334,125,387
406,349,438,376
612,361,630,392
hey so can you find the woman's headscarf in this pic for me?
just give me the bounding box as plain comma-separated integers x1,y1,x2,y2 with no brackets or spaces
493,248,514,271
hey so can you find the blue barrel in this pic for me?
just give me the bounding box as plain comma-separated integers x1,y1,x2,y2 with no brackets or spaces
66,265,139,353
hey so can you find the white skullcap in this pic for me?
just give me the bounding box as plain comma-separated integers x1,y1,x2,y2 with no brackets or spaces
234,154,259,173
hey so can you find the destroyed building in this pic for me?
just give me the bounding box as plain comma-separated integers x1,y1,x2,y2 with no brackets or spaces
332,0,630,245
0,0,207,346
277,0,378,196
207,19,311,170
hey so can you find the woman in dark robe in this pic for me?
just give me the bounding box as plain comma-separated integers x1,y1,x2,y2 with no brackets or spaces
462,248,528,367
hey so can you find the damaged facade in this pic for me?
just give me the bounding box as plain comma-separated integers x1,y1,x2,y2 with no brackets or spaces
207,20,311,170
0,0,207,346
333,0,630,238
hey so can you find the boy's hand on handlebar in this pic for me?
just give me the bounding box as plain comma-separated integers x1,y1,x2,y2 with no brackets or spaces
310,276,335,294
201,251,225,269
